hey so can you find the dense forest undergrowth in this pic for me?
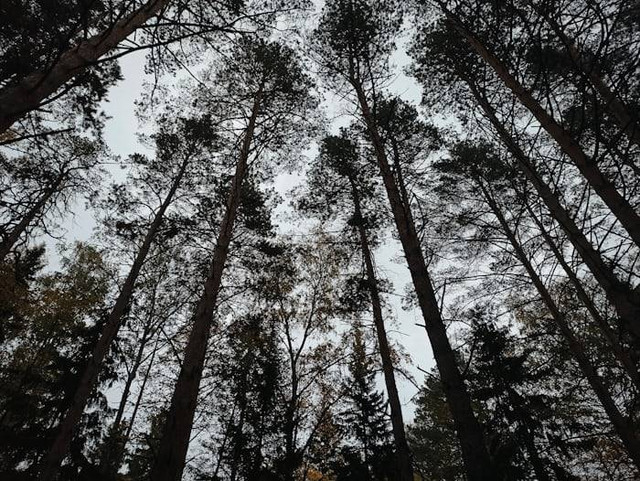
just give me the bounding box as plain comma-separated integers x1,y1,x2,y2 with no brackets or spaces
1,1,640,480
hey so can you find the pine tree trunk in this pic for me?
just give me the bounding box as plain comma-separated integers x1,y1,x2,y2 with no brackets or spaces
149,89,262,481
350,80,495,481
0,175,63,261
446,12,640,248
0,0,170,134
524,199,640,390
121,333,161,453
348,177,413,481
100,319,155,479
466,78,640,340
480,182,640,471
38,155,188,481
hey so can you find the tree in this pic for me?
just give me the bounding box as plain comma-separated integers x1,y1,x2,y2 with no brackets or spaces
0,243,114,480
151,37,316,481
299,129,413,480
0,133,106,261
312,2,495,478
37,114,217,481
408,374,464,481
434,0,640,248
408,5,640,342
0,0,303,137
334,324,395,481
434,141,640,471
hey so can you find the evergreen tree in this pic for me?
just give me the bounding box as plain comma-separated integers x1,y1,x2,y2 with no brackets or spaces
334,325,395,481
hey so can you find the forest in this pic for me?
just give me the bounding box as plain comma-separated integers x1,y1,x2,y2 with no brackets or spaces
1,0,639,480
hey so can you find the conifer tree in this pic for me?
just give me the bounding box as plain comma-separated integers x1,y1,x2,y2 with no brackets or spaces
151,38,315,481
299,129,414,479
38,115,217,481
313,4,495,476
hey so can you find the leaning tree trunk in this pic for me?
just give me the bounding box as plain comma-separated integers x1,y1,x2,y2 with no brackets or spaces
444,11,640,248
350,79,495,480
100,316,156,479
466,77,640,341
480,181,640,471
0,0,171,134
523,197,640,390
0,175,63,261
38,155,188,481
348,177,413,481
117,332,162,469
149,89,262,481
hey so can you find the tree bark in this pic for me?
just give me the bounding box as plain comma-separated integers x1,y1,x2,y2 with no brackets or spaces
149,89,262,481
348,176,413,481
480,181,640,472
38,155,188,481
0,175,63,261
446,12,640,248
0,0,170,134
466,77,640,340
523,198,640,390
350,80,495,480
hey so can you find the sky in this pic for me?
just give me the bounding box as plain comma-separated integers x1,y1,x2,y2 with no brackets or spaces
54,24,437,421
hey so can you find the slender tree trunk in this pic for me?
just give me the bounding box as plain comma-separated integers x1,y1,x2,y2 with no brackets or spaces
149,89,262,481
0,175,63,261
466,77,640,340
522,427,550,481
350,79,495,480
534,4,640,154
0,0,171,134
100,319,155,479
282,346,300,481
523,198,640,390
480,182,640,471
445,11,640,248
348,177,413,481
121,333,161,451
38,156,188,481
114,326,152,429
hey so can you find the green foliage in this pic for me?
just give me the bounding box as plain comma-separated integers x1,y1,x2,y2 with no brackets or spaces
334,326,395,481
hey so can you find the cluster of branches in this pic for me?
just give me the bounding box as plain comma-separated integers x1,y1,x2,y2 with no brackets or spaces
1,1,640,481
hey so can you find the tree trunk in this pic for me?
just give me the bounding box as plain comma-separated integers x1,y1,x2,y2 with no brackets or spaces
350,80,495,480
0,0,170,134
100,318,155,479
38,155,188,481
446,12,640,248
523,198,640,390
348,177,413,481
466,77,640,340
0,175,63,261
149,89,262,481
121,333,161,454
480,182,640,472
